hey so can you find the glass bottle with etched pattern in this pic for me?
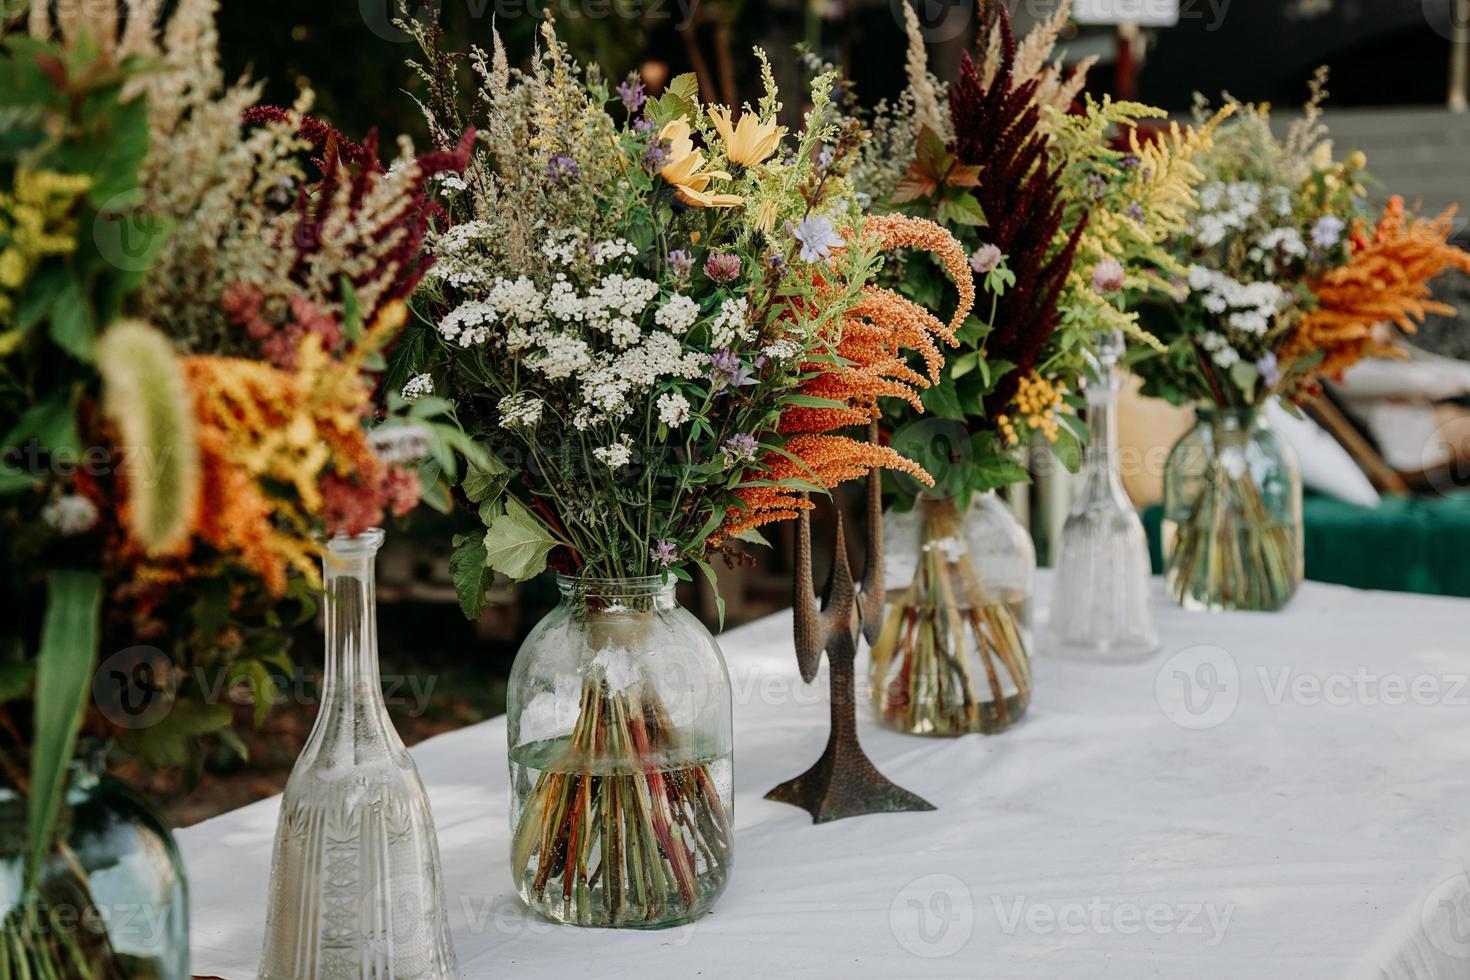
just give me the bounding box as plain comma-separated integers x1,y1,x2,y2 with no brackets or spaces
260,529,458,979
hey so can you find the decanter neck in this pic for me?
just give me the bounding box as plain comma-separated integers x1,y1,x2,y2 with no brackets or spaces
319,529,387,722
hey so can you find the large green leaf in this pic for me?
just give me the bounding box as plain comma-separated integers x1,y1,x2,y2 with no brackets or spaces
28,571,102,880
482,498,558,583
449,533,491,620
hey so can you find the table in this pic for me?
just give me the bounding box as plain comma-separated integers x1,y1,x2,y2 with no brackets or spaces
180,576,1470,978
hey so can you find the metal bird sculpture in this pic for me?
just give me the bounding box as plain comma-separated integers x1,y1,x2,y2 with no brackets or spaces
765,472,935,823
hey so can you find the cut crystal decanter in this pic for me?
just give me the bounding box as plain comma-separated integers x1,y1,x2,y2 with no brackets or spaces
260,529,458,979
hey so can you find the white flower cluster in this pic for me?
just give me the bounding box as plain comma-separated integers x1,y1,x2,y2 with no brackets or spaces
761,339,803,363
1193,181,1293,248
592,238,638,266
425,221,496,289
575,332,707,427
593,436,634,470
1187,266,1284,336
400,373,434,402
498,392,545,430
1199,331,1240,369
657,392,691,428
1248,227,1306,275
654,293,700,335
709,297,754,349
542,228,587,266
586,274,661,348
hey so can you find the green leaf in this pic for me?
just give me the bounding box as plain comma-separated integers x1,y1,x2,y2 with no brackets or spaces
341,277,363,342
695,560,725,630
462,455,509,504
482,498,558,583
449,533,491,620
116,699,232,770
920,379,966,421
46,272,94,362
28,571,102,880
937,194,987,227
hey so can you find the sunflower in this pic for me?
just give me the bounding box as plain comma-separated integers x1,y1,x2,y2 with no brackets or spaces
707,106,784,167
658,119,743,208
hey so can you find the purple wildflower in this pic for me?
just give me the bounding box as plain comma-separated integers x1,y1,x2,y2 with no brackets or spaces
668,248,695,278
1256,352,1281,387
632,117,655,134
705,252,741,284
642,140,669,170
1312,215,1346,250
791,215,844,263
1127,202,1145,226
652,539,677,566
709,349,757,390
546,153,578,183
969,244,1002,275
1119,154,1141,169
1092,258,1125,293
721,432,760,465
1084,173,1107,201
617,76,647,113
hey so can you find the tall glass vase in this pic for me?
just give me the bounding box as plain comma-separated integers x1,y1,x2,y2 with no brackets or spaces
260,529,457,980
1048,333,1160,661
869,492,1033,736
1,747,190,978
506,575,733,929
1163,406,1304,611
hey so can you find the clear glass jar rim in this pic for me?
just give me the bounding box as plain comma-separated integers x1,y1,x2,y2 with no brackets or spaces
1195,404,1262,423
556,573,676,597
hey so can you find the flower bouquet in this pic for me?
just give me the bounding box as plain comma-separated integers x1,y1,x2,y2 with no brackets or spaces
1,1,471,972
846,0,1222,729
400,18,969,925
1131,73,1470,610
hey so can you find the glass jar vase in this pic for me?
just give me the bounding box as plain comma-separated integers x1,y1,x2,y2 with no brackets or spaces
1048,333,1160,661
1,747,189,978
870,492,1033,736
1162,405,1303,611
506,575,733,929
260,529,458,979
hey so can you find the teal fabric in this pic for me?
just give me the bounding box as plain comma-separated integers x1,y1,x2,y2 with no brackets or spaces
1142,492,1470,598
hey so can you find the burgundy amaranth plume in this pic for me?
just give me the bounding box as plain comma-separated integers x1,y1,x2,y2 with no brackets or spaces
949,1,1087,418
242,106,476,314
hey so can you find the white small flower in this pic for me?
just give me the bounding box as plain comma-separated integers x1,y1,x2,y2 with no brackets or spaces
498,392,545,430
593,437,634,470
434,173,467,193
709,296,752,349
42,495,98,536
654,294,700,335
657,392,691,428
761,339,803,362
400,373,434,402
532,334,592,380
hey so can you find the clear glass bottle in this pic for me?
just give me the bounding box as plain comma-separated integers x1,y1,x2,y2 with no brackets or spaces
1,747,189,978
871,491,1033,736
1048,333,1161,661
1163,405,1304,611
506,574,733,929
260,529,457,980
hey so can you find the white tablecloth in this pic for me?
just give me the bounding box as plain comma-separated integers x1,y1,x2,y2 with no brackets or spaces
180,576,1470,979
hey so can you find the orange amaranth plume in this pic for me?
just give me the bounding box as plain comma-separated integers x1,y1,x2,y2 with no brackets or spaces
718,216,972,542
1286,197,1470,380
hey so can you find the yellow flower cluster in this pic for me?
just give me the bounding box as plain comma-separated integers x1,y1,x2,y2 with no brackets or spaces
0,169,92,326
997,373,1068,446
